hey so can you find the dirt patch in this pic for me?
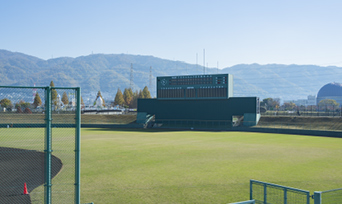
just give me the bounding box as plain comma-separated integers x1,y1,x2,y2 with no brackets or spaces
0,147,62,204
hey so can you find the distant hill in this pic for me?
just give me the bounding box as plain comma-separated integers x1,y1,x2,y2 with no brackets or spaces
1,49,342,103
221,63,342,100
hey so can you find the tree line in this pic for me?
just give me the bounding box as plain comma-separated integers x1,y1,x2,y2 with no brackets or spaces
0,81,84,112
0,81,152,111
113,86,151,108
260,97,340,112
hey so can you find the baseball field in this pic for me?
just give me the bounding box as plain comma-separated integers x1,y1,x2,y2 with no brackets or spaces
1,127,342,203
80,128,342,203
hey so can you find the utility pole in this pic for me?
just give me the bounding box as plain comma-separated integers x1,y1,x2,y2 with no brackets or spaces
217,61,219,74
196,53,198,71
130,63,133,90
203,49,205,74
149,66,153,91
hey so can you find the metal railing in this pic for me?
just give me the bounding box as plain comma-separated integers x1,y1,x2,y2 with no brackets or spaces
314,188,342,204
231,181,342,204
250,180,310,204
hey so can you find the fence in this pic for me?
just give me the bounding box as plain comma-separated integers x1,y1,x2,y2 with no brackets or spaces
314,188,342,204
250,180,310,204
262,108,342,117
0,86,81,204
245,180,342,204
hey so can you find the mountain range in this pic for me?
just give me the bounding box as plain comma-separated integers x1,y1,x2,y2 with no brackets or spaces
1,49,342,104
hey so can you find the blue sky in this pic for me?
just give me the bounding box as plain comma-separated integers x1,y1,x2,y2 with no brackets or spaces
1,0,342,68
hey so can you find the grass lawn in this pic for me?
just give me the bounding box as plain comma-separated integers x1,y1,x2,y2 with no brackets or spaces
80,129,342,203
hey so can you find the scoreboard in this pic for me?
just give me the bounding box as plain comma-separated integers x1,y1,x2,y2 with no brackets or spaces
157,74,233,100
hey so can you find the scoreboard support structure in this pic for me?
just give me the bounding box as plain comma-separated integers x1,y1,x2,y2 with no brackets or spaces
137,74,260,128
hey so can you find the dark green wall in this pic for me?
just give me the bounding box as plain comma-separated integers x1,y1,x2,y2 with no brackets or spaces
138,97,258,121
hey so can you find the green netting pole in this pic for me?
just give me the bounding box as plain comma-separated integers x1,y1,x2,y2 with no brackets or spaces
75,87,81,204
45,86,52,204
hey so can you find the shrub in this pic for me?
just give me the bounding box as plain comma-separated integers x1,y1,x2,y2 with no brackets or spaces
17,107,23,113
24,108,32,114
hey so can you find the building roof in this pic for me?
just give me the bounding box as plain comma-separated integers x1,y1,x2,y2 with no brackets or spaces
317,82,342,98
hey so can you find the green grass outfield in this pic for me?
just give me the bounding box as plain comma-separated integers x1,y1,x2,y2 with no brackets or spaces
80,128,342,203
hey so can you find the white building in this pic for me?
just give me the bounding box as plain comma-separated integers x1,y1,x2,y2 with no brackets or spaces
95,96,104,108
284,95,316,106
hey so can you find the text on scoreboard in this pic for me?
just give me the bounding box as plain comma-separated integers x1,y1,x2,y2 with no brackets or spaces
156,74,233,99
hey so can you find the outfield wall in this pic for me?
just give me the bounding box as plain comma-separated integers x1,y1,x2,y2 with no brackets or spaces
137,97,260,127
138,97,258,120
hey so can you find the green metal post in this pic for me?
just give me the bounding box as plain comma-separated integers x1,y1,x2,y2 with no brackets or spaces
45,86,52,204
284,188,287,204
314,191,322,204
264,183,267,204
75,88,81,204
250,180,253,200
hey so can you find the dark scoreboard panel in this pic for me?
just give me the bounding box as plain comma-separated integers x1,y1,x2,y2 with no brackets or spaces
157,74,233,100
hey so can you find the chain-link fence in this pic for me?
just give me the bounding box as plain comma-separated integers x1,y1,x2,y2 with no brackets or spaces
261,107,342,117
0,86,81,204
